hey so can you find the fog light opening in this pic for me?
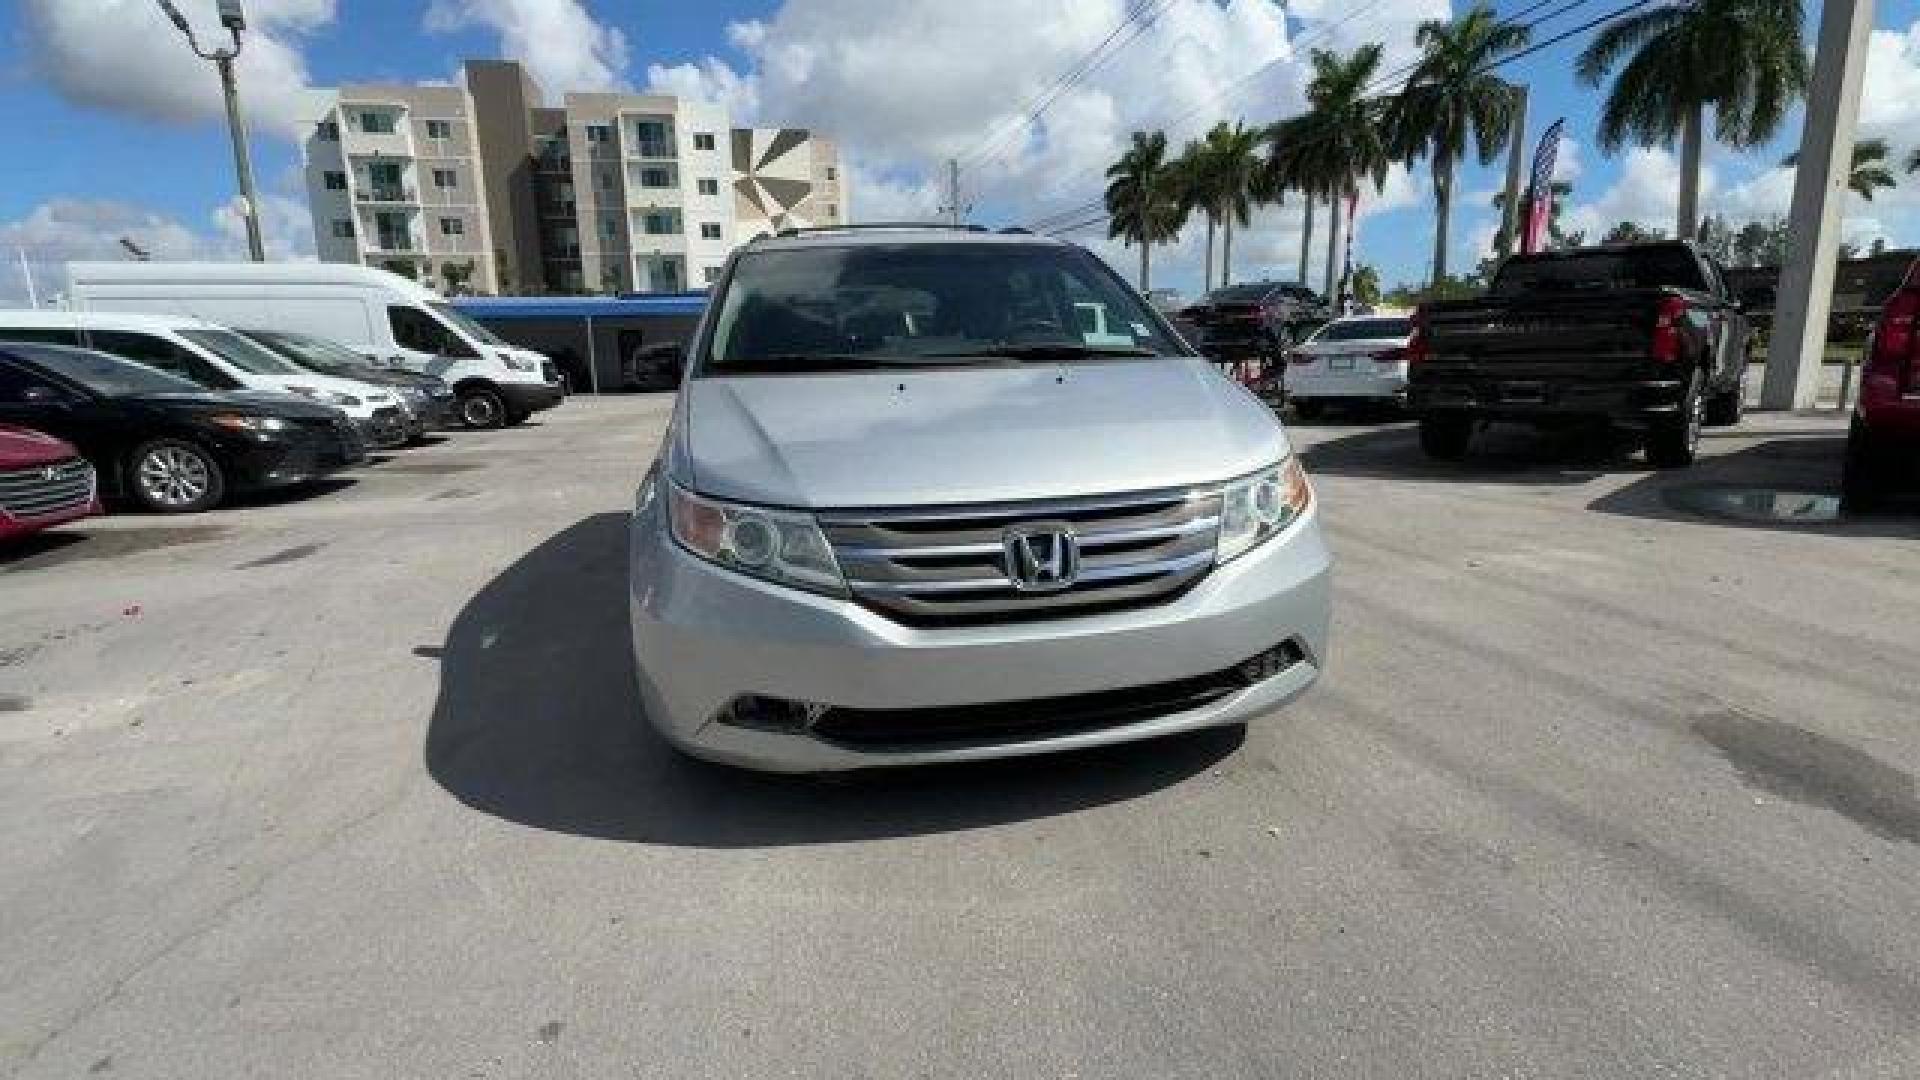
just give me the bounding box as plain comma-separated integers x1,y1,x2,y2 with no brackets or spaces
720,695,832,733
1236,640,1305,685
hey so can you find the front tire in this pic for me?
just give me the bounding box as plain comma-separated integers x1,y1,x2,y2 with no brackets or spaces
1705,359,1748,427
129,438,225,513
1419,414,1474,461
1842,418,1887,513
1648,370,1705,469
459,387,507,429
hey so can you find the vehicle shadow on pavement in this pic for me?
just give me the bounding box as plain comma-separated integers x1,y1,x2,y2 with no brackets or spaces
422,513,1239,847
1298,422,1640,485
1590,433,1920,537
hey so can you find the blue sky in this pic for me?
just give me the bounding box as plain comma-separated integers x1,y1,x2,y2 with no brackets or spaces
7,0,1920,300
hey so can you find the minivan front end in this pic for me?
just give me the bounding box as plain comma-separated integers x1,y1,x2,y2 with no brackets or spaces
628,462,1330,772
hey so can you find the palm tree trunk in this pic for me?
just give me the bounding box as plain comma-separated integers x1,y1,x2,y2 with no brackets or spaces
1432,158,1454,285
1325,190,1344,299
1204,215,1217,293
1139,241,1150,292
1298,196,1316,285
1222,212,1235,287
1677,104,1704,242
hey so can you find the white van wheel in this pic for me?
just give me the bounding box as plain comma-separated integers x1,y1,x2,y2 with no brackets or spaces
459,388,506,429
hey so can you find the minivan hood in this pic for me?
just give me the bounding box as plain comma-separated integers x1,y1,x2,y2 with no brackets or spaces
679,357,1290,508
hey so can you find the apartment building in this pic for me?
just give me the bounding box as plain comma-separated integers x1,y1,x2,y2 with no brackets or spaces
305,61,847,296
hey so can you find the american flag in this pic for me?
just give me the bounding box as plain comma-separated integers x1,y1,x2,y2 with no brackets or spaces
1522,119,1566,254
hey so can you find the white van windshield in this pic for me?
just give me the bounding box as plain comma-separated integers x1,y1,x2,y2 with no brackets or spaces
179,327,307,376
429,302,508,347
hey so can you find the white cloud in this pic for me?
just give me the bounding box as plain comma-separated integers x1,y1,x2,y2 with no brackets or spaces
1561,147,1705,240
0,196,312,307
422,0,630,96
18,0,336,139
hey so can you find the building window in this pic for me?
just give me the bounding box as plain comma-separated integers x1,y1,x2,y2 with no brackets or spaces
634,120,671,157
697,177,719,196
700,222,722,240
585,124,612,144
331,219,355,239
426,119,452,140
703,266,720,285
826,166,837,181
693,132,716,151
642,212,679,236
604,217,620,237
316,119,339,141
640,167,671,188
359,111,396,134
323,171,347,191
440,218,464,236
599,171,617,191
826,203,838,220
432,168,457,189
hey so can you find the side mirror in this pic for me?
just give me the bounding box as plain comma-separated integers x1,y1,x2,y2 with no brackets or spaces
1740,286,1776,310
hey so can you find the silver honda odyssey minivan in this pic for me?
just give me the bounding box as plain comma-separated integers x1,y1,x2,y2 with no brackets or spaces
629,227,1331,771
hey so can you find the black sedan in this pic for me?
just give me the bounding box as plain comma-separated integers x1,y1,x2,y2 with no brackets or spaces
0,342,366,513
236,327,456,439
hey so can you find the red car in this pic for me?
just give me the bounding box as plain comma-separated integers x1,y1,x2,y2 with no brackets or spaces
0,425,100,542
1845,263,1920,510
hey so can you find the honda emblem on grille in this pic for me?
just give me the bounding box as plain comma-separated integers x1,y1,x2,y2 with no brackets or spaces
43,466,59,481
1003,522,1080,592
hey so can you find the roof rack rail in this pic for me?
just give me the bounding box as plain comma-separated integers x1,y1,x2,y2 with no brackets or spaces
997,227,1032,235
764,222,991,240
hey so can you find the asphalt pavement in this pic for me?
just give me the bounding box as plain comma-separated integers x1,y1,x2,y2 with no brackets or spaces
2,396,1917,1079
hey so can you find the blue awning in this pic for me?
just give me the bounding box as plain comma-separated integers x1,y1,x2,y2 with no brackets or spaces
453,293,709,320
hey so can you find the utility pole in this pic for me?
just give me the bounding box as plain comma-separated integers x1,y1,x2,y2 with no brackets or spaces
157,0,265,261
942,158,962,227
1764,0,1876,409
16,248,38,308
1499,85,1531,258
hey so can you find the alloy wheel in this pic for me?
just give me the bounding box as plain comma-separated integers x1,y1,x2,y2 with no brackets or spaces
137,445,212,509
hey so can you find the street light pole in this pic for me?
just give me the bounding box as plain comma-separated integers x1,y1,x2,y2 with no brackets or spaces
157,0,266,261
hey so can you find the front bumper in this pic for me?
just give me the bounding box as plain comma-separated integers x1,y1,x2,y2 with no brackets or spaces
628,496,1333,772
351,406,411,450
224,420,367,491
502,382,564,415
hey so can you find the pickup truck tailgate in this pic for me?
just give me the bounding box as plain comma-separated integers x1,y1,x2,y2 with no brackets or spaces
1424,292,1665,378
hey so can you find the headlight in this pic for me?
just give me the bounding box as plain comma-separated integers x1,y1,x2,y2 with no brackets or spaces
1216,457,1312,564
500,351,536,372
208,413,290,433
285,385,362,407
665,481,846,597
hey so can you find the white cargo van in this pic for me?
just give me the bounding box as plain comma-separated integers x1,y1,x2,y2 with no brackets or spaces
66,262,562,429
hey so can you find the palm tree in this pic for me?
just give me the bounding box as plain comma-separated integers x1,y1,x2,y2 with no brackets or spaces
1176,122,1266,291
1577,0,1807,241
1269,45,1392,300
1105,130,1188,290
1387,6,1531,284
1260,126,1315,287
1783,138,1896,201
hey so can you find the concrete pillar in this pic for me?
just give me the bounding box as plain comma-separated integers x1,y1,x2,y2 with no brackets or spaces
1763,0,1876,410
1500,86,1530,257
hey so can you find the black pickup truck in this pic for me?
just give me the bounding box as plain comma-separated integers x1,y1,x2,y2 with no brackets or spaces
1407,241,1763,468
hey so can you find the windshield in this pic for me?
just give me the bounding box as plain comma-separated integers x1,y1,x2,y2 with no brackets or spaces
1493,247,1707,294
1312,318,1412,342
14,344,205,396
705,242,1178,371
429,302,508,347
178,327,307,376
249,329,373,370
1204,283,1279,305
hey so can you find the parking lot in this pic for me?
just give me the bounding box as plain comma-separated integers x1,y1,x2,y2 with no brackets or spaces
3,396,1917,1078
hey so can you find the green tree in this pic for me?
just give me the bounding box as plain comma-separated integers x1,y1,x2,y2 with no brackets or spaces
1105,130,1189,291
1387,5,1532,285
440,260,476,297
1266,45,1392,301
1783,137,1896,201
1576,0,1808,240
1176,121,1267,290
1603,220,1667,244
1350,263,1383,307
1696,213,1736,262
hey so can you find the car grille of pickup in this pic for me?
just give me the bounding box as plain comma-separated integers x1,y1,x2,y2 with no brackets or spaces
820,487,1222,627
0,457,94,520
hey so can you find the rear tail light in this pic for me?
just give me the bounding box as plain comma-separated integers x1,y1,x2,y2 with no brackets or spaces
1405,311,1431,365
1650,296,1689,363
1290,351,1314,365
1375,347,1408,365
1868,286,1920,403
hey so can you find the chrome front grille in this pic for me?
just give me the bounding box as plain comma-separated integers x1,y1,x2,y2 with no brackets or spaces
821,487,1222,626
0,458,94,519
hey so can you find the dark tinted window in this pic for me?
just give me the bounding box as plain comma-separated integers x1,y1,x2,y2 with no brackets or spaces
87,330,240,390
1312,318,1413,342
1205,283,1278,304
0,326,83,346
8,345,205,396
1493,247,1708,294
389,306,483,356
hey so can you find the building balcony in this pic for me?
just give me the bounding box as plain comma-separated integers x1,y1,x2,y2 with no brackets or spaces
366,236,419,254
356,187,417,204
624,184,683,209
626,143,677,161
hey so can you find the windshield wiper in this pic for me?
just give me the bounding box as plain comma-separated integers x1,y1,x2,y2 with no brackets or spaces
721,353,1001,372
924,344,1157,360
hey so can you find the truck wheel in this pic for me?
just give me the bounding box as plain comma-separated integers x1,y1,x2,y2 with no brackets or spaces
1418,415,1473,461
459,387,507,429
129,438,226,513
1648,371,1705,469
1704,360,1747,427
1841,419,1886,513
